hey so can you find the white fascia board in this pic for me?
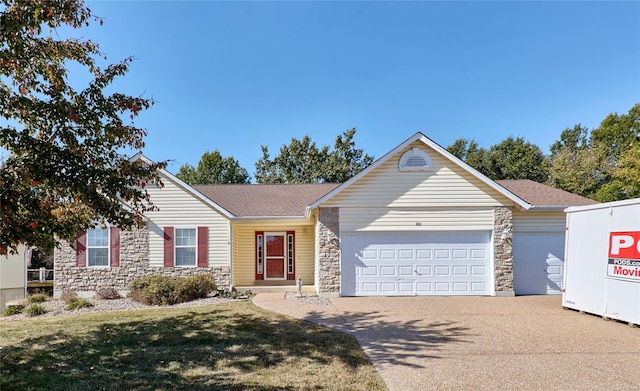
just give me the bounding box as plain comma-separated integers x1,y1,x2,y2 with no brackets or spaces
528,206,568,211
306,132,532,215
130,153,236,219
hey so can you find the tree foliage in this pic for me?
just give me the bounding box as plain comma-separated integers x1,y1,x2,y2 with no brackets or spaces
254,128,373,184
549,104,640,202
0,0,164,255
447,136,548,182
176,150,250,185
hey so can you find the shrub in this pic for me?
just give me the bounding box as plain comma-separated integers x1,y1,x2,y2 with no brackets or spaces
3,304,25,316
95,287,121,300
60,289,78,304
65,298,93,311
129,275,177,305
175,274,217,302
27,294,48,303
129,274,217,306
217,288,254,299
24,304,47,317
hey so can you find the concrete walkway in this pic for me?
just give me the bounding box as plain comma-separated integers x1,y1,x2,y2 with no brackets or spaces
253,293,640,391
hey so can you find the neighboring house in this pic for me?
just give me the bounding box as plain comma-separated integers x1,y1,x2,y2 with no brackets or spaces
54,132,597,298
0,248,26,310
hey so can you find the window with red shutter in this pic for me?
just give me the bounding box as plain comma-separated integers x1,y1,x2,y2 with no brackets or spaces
197,226,208,267
164,226,174,267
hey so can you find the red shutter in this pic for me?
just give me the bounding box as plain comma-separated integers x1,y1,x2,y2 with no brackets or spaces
255,231,264,280
197,226,208,267
164,226,174,267
76,231,86,267
287,230,295,280
110,227,120,267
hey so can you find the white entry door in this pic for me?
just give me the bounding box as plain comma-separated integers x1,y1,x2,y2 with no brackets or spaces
340,232,492,296
513,232,565,295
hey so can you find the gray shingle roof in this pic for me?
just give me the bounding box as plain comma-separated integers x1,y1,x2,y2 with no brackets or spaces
192,183,340,217
496,179,598,208
192,179,595,217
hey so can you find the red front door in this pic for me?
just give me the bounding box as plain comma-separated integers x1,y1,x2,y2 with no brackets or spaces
265,234,285,279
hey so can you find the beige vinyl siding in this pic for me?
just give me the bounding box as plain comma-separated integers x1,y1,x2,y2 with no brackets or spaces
340,208,495,232
144,174,230,267
512,211,566,233
323,141,513,208
0,248,25,289
232,220,315,286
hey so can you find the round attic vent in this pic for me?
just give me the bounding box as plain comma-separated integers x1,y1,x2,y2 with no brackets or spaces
399,148,432,171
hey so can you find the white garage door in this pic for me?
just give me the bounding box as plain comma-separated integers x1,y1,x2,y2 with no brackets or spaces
341,232,492,296
513,232,565,295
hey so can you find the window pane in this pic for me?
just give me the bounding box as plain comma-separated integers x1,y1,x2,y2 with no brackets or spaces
175,228,196,246
88,248,109,267
88,228,109,247
176,247,196,266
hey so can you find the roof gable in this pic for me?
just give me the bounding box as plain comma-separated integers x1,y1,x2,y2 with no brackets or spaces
308,132,531,213
131,153,235,219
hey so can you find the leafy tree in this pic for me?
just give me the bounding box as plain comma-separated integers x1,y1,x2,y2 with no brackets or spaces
595,144,640,201
254,128,373,184
0,0,164,255
548,105,640,201
323,128,374,183
446,138,490,175
485,136,549,182
548,143,609,198
591,104,640,160
549,124,590,156
176,150,249,185
447,136,548,182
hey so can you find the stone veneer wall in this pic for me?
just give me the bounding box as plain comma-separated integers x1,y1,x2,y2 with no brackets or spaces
493,207,514,296
317,207,340,296
54,225,230,297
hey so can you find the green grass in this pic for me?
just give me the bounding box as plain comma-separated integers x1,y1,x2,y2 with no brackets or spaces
0,301,386,391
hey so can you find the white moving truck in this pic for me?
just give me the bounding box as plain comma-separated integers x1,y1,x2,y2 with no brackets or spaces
563,199,640,326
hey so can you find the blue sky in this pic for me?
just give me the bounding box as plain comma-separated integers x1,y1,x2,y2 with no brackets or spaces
80,1,639,177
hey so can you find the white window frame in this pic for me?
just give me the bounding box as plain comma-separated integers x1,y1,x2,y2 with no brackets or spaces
87,227,110,268
174,227,198,267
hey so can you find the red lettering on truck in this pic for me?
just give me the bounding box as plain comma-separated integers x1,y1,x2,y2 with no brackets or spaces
613,266,640,277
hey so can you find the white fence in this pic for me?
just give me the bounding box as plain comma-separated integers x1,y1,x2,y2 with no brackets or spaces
27,268,54,283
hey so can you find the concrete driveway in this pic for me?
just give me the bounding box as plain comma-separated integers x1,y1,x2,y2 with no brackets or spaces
253,294,640,391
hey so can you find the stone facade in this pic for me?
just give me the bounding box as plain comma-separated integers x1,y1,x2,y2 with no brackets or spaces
493,206,514,296
317,207,340,297
54,225,230,297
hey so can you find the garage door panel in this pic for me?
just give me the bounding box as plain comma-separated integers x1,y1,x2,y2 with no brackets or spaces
416,265,432,276
471,282,488,292
398,266,413,276
452,249,468,259
341,232,491,296
453,265,468,275
471,249,487,259
398,249,413,259
416,250,432,259
471,265,486,275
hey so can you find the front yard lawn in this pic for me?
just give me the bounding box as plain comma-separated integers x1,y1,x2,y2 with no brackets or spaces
0,301,385,391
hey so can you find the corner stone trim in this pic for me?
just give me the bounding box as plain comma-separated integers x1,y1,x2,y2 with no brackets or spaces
317,207,340,294
53,225,230,296
494,207,514,294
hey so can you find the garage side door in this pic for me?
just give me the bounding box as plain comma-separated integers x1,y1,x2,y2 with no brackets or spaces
341,232,491,296
513,232,565,295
